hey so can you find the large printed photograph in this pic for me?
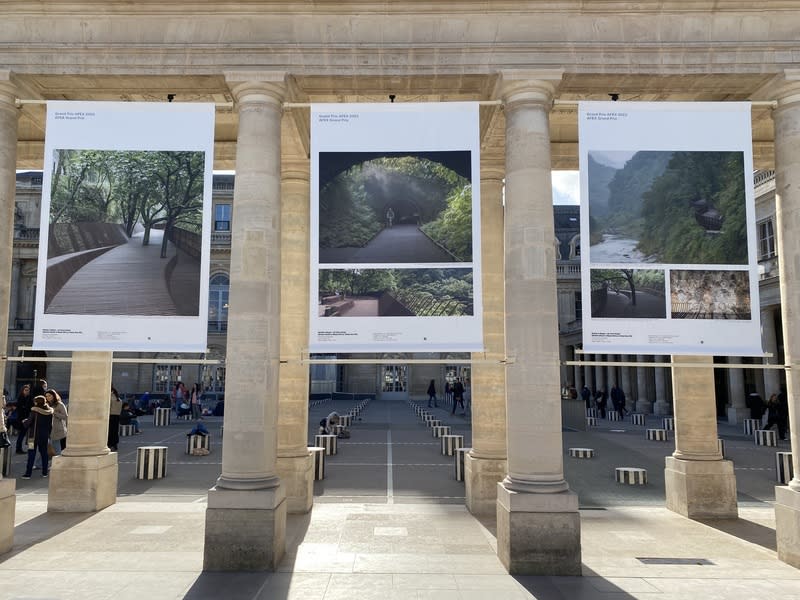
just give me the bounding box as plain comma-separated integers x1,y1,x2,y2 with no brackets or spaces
588,150,747,265
34,101,214,353
45,149,204,316
578,101,761,355
318,151,472,264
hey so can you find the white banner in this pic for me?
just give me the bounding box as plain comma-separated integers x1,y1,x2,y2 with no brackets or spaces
310,102,483,352
33,101,214,352
579,102,762,356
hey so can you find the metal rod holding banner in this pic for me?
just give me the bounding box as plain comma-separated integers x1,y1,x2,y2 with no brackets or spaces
564,359,790,370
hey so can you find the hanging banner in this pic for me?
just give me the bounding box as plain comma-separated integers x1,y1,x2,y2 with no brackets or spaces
579,102,761,356
33,101,214,352
309,102,483,352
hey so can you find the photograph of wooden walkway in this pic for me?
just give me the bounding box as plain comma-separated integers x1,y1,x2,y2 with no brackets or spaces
46,228,200,316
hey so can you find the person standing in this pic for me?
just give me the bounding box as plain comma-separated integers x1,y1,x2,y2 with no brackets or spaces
386,206,395,228
427,379,438,408
189,383,203,420
451,378,466,415
21,395,53,479
580,385,591,410
45,389,68,452
108,386,123,452
0,390,10,451
14,384,32,454
764,391,789,441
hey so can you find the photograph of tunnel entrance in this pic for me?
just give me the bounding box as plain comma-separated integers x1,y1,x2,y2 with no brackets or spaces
318,151,473,264
43,149,204,316
319,268,474,317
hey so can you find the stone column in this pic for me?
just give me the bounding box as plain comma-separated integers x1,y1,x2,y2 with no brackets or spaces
761,308,781,398
583,353,593,392
466,165,507,516
48,351,117,511
573,348,584,392
773,76,800,569
0,72,17,554
496,70,580,576
204,72,286,571
635,355,652,414
665,355,737,519
596,354,607,394
276,159,313,514
9,259,19,329
653,356,670,415
621,356,633,410
726,357,747,424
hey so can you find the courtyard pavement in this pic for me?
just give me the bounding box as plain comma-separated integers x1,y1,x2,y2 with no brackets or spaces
1,399,799,599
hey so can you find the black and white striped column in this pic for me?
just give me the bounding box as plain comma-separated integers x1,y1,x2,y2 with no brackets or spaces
455,446,471,481
315,434,338,455
776,451,794,484
615,467,647,485
646,428,669,441
187,434,211,454
755,429,777,447
568,448,595,459
309,446,325,480
153,407,171,427
136,446,168,480
441,434,464,456
743,418,760,437
119,424,135,437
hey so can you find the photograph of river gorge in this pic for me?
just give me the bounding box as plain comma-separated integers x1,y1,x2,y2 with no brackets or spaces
588,150,748,265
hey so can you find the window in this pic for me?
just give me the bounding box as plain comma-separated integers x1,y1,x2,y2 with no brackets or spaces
153,364,184,393
382,365,407,392
575,292,583,320
758,219,775,260
208,274,229,332
214,204,231,231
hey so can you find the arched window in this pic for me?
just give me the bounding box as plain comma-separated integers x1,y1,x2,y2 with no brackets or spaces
569,234,581,259
208,273,229,332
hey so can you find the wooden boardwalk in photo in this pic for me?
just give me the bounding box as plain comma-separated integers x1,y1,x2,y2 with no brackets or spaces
46,229,195,316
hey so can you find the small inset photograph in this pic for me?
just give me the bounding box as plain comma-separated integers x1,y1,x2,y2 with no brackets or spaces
318,151,472,264
670,269,751,320
45,148,205,316
319,268,473,317
590,269,666,319
588,150,747,265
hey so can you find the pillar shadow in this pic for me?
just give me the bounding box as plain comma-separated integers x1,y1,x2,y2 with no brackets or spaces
695,516,777,552
514,573,639,599
3,511,93,561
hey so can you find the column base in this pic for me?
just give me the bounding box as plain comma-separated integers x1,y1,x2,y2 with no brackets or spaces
204,485,286,571
276,452,313,514
775,485,800,568
0,478,15,554
726,406,747,425
496,483,581,575
634,399,653,414
664,456,737,519
465,455,506,516
653,401,671,416
47,453,118,512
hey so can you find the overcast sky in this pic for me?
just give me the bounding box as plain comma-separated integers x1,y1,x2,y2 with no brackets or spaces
552,170,579,205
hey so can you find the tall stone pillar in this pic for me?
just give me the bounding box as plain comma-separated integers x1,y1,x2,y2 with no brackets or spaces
0,72,17,554
467,165,507,516
761,308,781,398
621,356,633,408
583,353,593,392
48,351,117,511
665,355,737,519
635,355,652,414
573,348,584,392
496,70,580,576
726,356,747,424
204,72,286,571
597,354,607,393
653,356,670,415
276,159,313,514
9,259,20,329
772,75,800,568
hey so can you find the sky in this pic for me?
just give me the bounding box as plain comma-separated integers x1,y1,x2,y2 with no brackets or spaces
552,170,579,205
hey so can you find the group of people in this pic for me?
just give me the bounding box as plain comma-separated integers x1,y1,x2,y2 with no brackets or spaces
171,382,204,420
747,390,790,440
0,379,68,479
425,378,468,415
579,383,629,419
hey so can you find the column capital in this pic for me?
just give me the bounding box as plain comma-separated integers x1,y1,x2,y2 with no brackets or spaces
480,162,505,183
496,69,564,108
224,71,287,106
281,159,310,184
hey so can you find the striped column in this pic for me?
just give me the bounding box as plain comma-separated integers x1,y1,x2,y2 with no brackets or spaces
136,446,168,480
187,434,211,454
309,446,325,481
154,408,171,427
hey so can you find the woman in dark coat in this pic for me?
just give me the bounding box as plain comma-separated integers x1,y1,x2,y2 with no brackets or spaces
22,395,53,479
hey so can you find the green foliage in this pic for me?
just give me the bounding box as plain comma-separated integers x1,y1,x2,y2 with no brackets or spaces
319,167,382,248
419,185,473,261
637,152,747,264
